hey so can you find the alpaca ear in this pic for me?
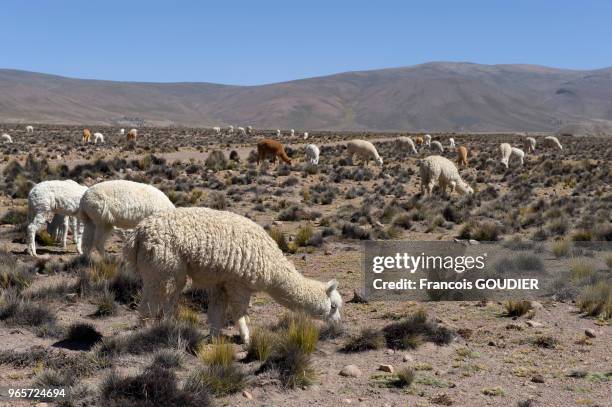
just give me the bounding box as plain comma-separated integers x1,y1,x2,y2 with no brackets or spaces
326,279,338,295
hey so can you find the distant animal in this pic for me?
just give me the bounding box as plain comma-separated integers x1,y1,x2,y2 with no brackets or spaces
347,139,383,166
430,140,444,153
419,155,473,197
79,180,175,256
415,136,424,146
213,126,221,134
93,132,104,144
544,136,563,150
449,138,456,149
456,146,469,168
396,136,418,155
26,125,34,133
305,144,320,165
238,126,246,135
82,129,92,143
424,134,432,147
511,147,525,166
290,129,295,137
499,143,512,168
257,139,291,165
120,128,125,135
229,150,240,161
1,133,12,143
524,137,536,153
228,125,234,134
124,207,342,345
127,128,138,141
276,129,281,137
27,180,88,257
303,132,309,140
246,125,253,134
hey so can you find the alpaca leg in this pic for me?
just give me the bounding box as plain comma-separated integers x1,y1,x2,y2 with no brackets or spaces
226,287,252,345
207,286,227,339
62,215,70,249
75,219,84,254
27,213,46,257
81,219,96,256
93,224,113,256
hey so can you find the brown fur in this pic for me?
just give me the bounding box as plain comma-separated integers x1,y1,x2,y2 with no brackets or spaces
257,139,291,165
457,146,469,168
415,136,424,145
82,129,91,143
127,129,137,141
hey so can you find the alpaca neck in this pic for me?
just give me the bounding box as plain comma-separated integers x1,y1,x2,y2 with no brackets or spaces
265,267,327,318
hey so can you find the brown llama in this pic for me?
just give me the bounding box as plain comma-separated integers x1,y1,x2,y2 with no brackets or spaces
257,139,291,165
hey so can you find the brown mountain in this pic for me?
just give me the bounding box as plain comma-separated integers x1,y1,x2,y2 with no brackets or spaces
1,62,612,132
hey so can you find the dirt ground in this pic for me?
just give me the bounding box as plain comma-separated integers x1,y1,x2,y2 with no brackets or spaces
0,125,610,407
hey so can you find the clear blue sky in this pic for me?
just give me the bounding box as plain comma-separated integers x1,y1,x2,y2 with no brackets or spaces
3,0,612,85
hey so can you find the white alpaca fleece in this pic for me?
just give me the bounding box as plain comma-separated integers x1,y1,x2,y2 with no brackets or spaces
276,129,281,137
396,136,418,155
120,128,125,135
499,143,512,168
347,139,383,166
124,207,342,344
303,131,309,140
430,140,444,153
26,125,34,133
305,144,320,164
228,125,234,133
511,147,525,166
80,180,175,255
544,135,563,150
238,126,246,135
27,180,88,256
524,137,536,153
1,133,12,143
419,155,473,196
290,129,295,137
93,133,104,144
449,138,456,148
213,126,221,134
424,134,432,146
246,125,253,134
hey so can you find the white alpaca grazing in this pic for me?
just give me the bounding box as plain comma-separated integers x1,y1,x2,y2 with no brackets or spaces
303,132,309,140
290,129,295,137
396,136,418,155
419,155,473,197
1,133,12,143
524,137,536,153
305,144,320,165
238,126,246,135
228,125,234,134
120,128,125,135
246,125,253,134
79,180,175,256
449,138,456,149
26,125,34,133
93,133,104,144
276,129,281,137
347,139,383,166
424,134,432,147
499,143,512,168
27,180,88,257
213,126,221,134
430,140,444,153
124,207,342,345
544,136,563,150
511,147,525,166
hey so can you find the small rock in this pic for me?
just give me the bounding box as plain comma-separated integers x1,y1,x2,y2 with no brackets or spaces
349,289,368,304
242,390,253,400
340,365,362,377
402,354,413,362
65,293,78,303
584,329,596,338
386,349,395,355
378,364,394,373
526,320,543,328
530,301,544,309
488,341,496,346
236,351,248,360
531,375,545,383
342,399,352,404
468,239,480,245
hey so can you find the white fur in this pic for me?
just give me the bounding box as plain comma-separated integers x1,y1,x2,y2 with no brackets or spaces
424,134,432,147
347,139,383,166
276,129,281,137
449,138,456,148
544,135,563,150
26,125,34,133
213,126,221,134
247,125,253,134
396,136,418,155
305,144,320,165
93,132,104,144
303,131,309,140
120,128,125,135
238,126,246,135
27,180,88,257
500,143,512,168
419,155,473,196
511,147,525,166
430,140,444,153
524,137,536,153
124,207,342,345
290,129,295,137
80,180,175,255
1,133,12,143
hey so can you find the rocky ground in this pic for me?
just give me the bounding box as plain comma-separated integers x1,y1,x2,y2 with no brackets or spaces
0,125,610,407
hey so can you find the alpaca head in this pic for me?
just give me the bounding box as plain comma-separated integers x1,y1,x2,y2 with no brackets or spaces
457,180,474,195
376,155,383,166
323,279,342,323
